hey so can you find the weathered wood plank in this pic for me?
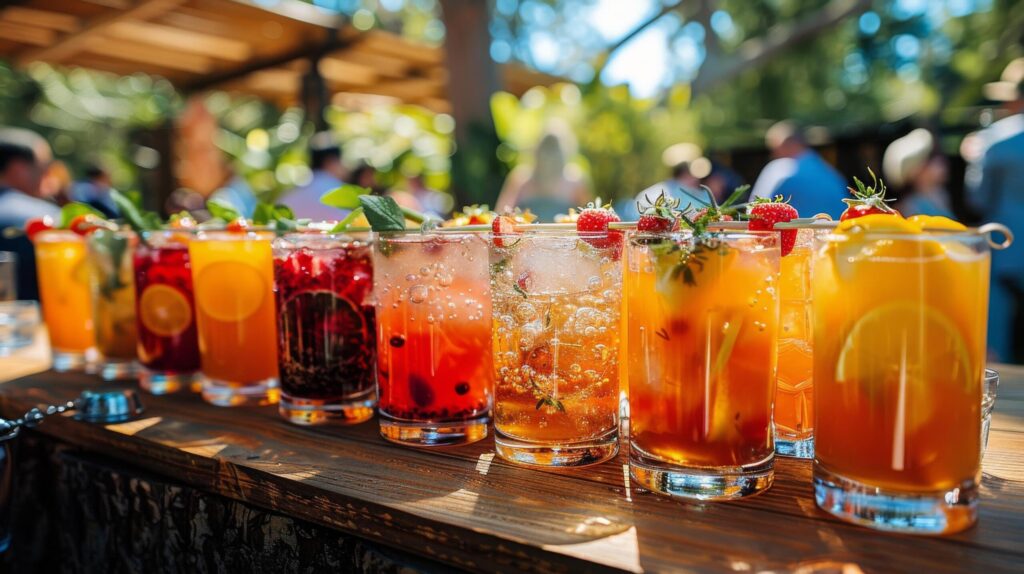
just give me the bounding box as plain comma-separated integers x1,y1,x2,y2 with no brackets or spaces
2,368,1024,573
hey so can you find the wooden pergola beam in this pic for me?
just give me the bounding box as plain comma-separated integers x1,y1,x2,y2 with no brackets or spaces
0,7,79,32
104,21,253,62
15,0,185,66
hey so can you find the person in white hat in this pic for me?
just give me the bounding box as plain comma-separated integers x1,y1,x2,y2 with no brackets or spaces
971,57,1024,362
883,128,953,218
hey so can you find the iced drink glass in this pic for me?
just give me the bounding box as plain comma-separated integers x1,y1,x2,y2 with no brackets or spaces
775,229,817,458
626,230,779,499
133,230,201,394
189,230,279,406
273,232,376,425
372,231,492,446
34,230,95,370
85,228,139,380
812,225,989,534
490,229,622,467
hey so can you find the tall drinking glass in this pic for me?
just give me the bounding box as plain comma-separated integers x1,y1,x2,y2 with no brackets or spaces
626,231,780,500
33,230,95,370
812,228,989,534
775,229,817,458
189,230,279,406
273,232,376,425
85,229,139,380
372,231,492,446
133,230,201,394
490,229,622,467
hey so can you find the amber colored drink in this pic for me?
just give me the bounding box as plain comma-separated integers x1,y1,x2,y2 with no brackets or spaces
490,230,621,467
626,231,779,500
34,230,95,370
189,231,279,406
85,229,139,380
373,232,492,446
774,230,815,458
812,216,989,534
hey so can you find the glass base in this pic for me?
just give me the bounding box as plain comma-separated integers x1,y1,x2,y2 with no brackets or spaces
52,349,94,372
494,428,619,468
775,435,814,459
630,447,774,501
140,369,198,395
379,412,489,447
98,359,139,381
279,393,375,426
201,376,280,407
813,464,978,535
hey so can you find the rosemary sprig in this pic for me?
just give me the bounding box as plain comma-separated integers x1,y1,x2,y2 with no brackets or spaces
530,376,565,412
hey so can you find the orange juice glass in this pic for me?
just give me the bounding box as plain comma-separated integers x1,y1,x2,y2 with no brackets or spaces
34,229,95,371
774,229,816,458
85,229,139,380
189,230,279,406
627,231,779,500
812,222,989,534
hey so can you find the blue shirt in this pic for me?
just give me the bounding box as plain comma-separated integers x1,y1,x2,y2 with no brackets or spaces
971,116,1024,277
282,170,349,221
751,151,848,219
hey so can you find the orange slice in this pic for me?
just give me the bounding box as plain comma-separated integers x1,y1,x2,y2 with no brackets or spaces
140,284,192,337
195,261,267,322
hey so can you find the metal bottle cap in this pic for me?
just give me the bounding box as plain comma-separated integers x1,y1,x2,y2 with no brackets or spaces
73,389,145,423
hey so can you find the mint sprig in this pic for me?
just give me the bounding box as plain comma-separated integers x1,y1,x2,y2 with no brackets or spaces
58,203,105,229
321,184,369,210
206,199,241,223
110,189,160,236
358,195,431,232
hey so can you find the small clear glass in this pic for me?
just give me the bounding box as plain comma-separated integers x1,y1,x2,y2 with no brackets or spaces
0,300,40,354
982,368,998,454
273,232,377,425
0,252,15,301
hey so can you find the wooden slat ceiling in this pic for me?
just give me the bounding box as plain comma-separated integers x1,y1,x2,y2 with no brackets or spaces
0,0,560,114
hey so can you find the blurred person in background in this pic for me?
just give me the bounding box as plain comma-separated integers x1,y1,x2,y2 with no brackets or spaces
349,162,379,193
70,162,119,218
701,159,747,205
0,138,60,300
497,124,590,222
389,173,452,219
208,163,258,218
970,57,1024,363
621,142,705,220
751,121,847,218
282,132,347,220
883,128,954,218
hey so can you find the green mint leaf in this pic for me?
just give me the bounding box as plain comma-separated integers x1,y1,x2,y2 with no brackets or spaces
252,202,273,225
321,184,370,209
207,199,241,223
273,204,295,221
358,195,408,232
110,189,158,234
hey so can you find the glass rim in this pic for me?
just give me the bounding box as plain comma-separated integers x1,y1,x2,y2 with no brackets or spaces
191,229,277,240
627,229,780,242
820,229,990,243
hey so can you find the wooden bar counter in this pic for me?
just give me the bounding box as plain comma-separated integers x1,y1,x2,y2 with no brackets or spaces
1,343,1022,572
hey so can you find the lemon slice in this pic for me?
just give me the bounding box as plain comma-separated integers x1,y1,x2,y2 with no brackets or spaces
907,215,967,231
836,302,972,431
140,284,193,337
195,261,267,322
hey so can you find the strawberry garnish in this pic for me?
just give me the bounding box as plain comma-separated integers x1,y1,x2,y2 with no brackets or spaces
575,198,621,251
491,214,518,248
226,217,250,233
841,168,899,221
68,214,112,236
748,196,799,256
692,208,733,222
636,191,680,233
24,216,54,240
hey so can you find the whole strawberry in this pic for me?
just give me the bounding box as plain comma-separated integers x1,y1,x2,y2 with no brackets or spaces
575,198,622,251
841,168,899,221
748,197,799,256
636,191,680,233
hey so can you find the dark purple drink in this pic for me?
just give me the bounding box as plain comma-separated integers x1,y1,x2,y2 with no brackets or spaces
273,233,376,425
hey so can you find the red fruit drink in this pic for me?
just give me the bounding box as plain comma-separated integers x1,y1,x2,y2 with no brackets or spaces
132,231,201,394
273,233,376,425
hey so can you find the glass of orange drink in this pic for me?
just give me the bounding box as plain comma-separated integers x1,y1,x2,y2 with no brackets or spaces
85,228,139,380
774,228,818,458
626,230,779,500
189,230,279,406
812,214,991,534
372,230,492,446
34,229,95,371
490,228,622,467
